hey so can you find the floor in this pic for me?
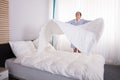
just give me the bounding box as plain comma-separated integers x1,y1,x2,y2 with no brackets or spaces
9,64,120,80
104,64,120,80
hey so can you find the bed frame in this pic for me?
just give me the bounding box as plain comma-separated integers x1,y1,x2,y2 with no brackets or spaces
5,58,78,80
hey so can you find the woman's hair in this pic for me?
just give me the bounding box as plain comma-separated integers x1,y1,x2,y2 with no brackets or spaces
75,11,82,16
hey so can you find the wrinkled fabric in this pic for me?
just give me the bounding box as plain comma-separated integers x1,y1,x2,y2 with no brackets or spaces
38,18,104,54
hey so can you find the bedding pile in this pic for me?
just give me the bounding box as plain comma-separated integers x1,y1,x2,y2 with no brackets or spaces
14,48,105,80
10,18,105,80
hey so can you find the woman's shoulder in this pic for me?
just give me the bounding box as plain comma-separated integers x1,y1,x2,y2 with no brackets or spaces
80,19,87,21
80,19,91,23
67,19,75,23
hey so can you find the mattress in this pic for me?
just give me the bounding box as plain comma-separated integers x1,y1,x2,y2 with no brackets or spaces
5,58,78,80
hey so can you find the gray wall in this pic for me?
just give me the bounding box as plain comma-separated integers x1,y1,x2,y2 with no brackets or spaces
9,0,49,41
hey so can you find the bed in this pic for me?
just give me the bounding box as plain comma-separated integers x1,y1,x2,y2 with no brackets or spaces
5,39,105,80
5,47,105,80
5,58,78,80
5,52,104,80
6,19,105,80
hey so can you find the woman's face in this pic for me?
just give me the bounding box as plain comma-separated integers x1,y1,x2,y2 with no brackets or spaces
76,13,81,20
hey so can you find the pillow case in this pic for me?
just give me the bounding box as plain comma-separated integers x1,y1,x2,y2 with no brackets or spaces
9,41,36,58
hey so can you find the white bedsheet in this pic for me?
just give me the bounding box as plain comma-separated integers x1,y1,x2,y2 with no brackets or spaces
38,18,103,53
14,50,105,80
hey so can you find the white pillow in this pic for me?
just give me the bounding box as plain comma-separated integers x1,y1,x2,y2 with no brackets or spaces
9,41,36,58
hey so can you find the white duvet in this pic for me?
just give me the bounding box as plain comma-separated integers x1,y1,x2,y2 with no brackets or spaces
38,18,103,53
14,48,105,80
13,18,105,80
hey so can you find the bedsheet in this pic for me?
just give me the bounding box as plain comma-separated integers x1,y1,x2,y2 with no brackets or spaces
38,18,104,53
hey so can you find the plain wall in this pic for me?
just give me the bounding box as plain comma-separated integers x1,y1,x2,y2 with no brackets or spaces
9,0,49,41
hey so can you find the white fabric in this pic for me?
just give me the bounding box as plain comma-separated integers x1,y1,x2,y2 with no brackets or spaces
14,50,105,80
33,38,39,49
11,18,105,80
9,41,36,58
38,18,103,53
52,34,73,51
